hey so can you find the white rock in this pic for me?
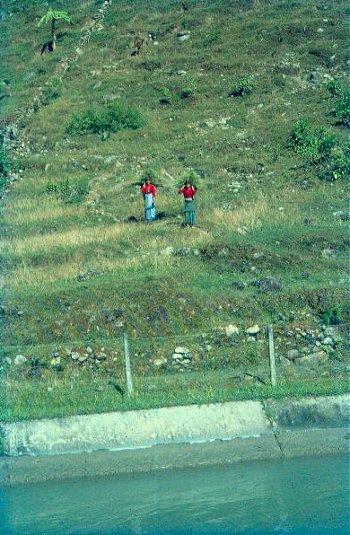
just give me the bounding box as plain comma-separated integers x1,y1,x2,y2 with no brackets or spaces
71,352,80,360
322,337,333,345
225,324,240,336
246,324,260,335
153,358,167,367
174,346,190,355
14,354,27,365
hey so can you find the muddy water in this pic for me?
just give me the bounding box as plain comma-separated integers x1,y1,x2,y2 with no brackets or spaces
0,453,348,534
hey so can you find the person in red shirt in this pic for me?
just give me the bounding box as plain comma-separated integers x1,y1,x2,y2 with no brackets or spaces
178,181,197,227
141,178,156,222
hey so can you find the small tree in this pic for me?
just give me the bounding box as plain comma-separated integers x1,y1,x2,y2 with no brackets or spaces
38,9,71,52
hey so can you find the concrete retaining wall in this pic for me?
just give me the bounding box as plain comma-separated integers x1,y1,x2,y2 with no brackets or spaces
1,394,349,457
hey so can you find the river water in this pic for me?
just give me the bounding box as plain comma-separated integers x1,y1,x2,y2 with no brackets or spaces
0,453,348,534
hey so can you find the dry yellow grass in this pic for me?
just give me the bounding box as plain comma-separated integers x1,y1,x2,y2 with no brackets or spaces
207,199,301,232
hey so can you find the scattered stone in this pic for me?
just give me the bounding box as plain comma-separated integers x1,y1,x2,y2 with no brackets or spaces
174,346,191,356
177,32,191,42
160,246,174,256
254,277,282,293
246,324,260,335
333,210,349,221
225,324,240,337
286,349,299,360
14,354,27,366
96,351,107,360
232,281,248,290
153,357,167,367
322,337,333,345
298,350,327,364
321,248,337,258
177,70,187,75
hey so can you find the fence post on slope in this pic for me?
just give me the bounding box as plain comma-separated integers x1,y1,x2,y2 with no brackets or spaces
123,333,133,397
267,325,277,387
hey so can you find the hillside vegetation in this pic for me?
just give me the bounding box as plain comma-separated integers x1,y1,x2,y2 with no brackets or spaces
0,0,349,421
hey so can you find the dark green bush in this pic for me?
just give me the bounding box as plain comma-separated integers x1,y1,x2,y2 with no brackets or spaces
180,79,197,99
0,146,9,176
229,76,255,97
325,80,342,98
333,89,350,127
67,102,145,135
288,119,336,164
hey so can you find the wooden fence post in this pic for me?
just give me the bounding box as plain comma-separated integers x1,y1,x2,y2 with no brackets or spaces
123,333,133,397
268,325,277,387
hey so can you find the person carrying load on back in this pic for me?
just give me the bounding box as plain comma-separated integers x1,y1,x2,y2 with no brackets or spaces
178,180,197,227
141,177,156,222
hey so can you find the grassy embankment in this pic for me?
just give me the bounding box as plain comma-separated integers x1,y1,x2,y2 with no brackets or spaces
0,0,349,421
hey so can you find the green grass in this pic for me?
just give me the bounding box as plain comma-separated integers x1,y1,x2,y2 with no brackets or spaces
1,0,349,422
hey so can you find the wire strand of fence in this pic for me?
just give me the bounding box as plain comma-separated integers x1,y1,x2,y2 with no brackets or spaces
1,322,349,354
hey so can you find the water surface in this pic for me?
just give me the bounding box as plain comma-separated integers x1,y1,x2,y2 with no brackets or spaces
0,453,348,534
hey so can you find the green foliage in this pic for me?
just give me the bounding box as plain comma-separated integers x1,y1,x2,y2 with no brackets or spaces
325,80,342,98
180,78,197,99
288,119,337,164
0,145,9,176
320,306,341,326
159,86,172,105
322,144,350,181
141,168,157,181
46,177,89,204
181,169,200,188
332,89,350,127
203,29,220,47
229,76,255,97
37,9,71,27
66,102,145,135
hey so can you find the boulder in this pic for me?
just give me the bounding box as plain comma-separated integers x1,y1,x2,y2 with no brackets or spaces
254,277,282,293
297,351,327,364
14,354,27,366
225,324,240,337
246,324,260,335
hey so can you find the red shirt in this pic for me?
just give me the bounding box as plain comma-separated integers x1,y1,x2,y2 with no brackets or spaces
178,186,196,199
141,184,156,196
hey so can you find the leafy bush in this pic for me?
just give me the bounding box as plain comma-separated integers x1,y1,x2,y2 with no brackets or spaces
332,89,350,127
159,86,172,105
288,119,336,164
288,119,349,181
180,79,197,99
229,76,255,97
325,80,342,98
67,103,145,135
321,144,350,181
0,146,9,176
46,177,89,204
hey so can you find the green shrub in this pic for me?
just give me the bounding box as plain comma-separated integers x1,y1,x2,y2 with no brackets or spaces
321,144,350,181
203,29,219,47
333,89,350,127
180,78,197,99
229,76,255,97
288,119,336,164
325,80,342,98
141,168,157,181
159,86,172,105
0,146,9,176
67,102,145,135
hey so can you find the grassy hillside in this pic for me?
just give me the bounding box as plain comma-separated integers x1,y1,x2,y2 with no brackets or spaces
0,0,349,421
